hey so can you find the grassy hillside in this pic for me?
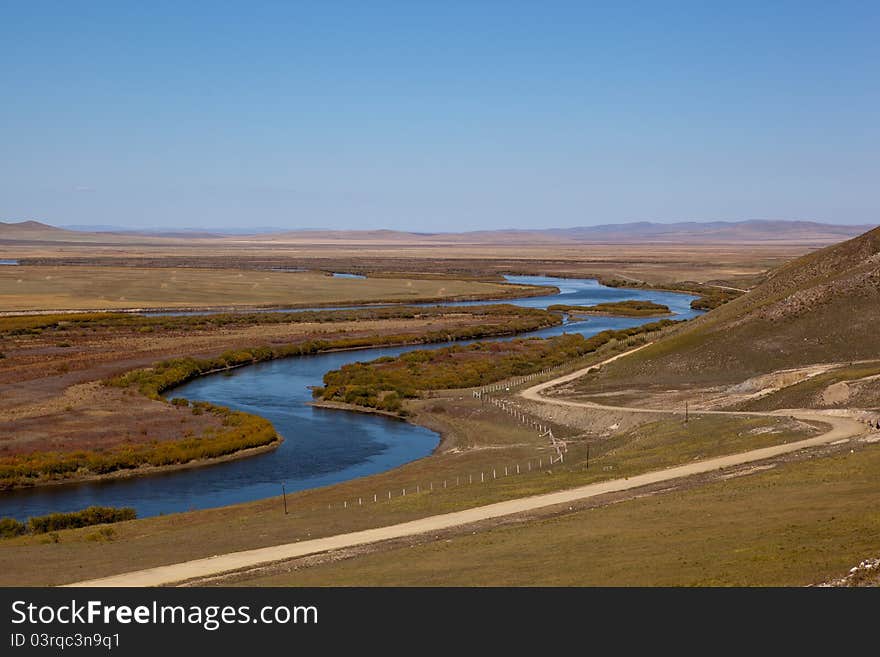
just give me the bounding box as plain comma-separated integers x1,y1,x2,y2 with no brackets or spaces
576,225,880,391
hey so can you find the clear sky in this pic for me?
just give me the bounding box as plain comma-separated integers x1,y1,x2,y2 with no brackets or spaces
2,1,878,231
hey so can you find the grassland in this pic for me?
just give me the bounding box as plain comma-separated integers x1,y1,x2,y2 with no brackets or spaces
0,266,549,312
231,440,880,587
0,382,817,585
7,240,808,289
1,230,869,586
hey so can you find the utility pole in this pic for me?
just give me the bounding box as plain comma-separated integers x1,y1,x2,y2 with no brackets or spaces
685,401,689,424
282,483,288,515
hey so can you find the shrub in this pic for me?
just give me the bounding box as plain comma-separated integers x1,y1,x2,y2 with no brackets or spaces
319,320,681,413
26,506,136,534
548,301,671,316
85,527,116,542
0,517,26,538
690,288,742,311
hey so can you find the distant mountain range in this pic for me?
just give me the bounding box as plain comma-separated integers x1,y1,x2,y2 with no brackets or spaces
1,219,875,245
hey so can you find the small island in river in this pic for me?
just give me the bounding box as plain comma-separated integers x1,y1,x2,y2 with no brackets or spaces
547,300,672,317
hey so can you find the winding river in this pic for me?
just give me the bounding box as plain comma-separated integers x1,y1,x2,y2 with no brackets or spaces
0,276,699,520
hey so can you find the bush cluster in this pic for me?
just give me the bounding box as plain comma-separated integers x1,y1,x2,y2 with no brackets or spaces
316,320,680,413
0,304,557,336
0,506,136,539
548,300,670,316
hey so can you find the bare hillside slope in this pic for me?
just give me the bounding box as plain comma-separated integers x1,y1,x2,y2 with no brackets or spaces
582,224,880,391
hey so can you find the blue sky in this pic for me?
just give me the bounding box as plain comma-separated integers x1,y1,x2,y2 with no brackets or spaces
2,1,878,231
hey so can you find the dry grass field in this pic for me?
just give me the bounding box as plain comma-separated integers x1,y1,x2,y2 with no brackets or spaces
7,242,808,288
0,384,819,585
233,439,880,587
0,266,544,312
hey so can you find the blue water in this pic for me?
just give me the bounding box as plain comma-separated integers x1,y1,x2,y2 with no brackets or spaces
0,259,19,265
331,272,366,279
0,276,698,520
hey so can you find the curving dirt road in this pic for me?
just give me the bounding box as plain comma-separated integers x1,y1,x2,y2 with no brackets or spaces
66,345,867,587
522,342,772,416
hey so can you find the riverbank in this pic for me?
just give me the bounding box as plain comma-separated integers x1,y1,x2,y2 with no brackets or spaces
0,439,283,491
0,275,700,516
0,374,837,585
0,305,561,491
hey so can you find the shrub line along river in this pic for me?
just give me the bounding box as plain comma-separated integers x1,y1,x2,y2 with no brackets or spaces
1,276,699,520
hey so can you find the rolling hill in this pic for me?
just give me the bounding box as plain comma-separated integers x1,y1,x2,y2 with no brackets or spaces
237,220,872,245
584,224,880,389
0,220,80,241
1,219,873,245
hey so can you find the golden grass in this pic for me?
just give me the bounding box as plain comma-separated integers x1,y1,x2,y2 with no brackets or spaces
0,266,543,311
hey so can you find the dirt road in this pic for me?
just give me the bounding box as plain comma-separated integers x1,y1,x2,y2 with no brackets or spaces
66,345,867,587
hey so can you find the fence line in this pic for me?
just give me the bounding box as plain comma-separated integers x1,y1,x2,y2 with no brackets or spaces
295,352,620,514
297,451,572,514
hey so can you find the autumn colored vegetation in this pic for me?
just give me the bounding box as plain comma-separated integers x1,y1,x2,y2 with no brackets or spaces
106,309,560,400
0,303,556,336
548,300,671,316
0,404,278,489
688,288,743,310
596,278,745,311
315,319,680,413
0,305,558,487
0,506,136,539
